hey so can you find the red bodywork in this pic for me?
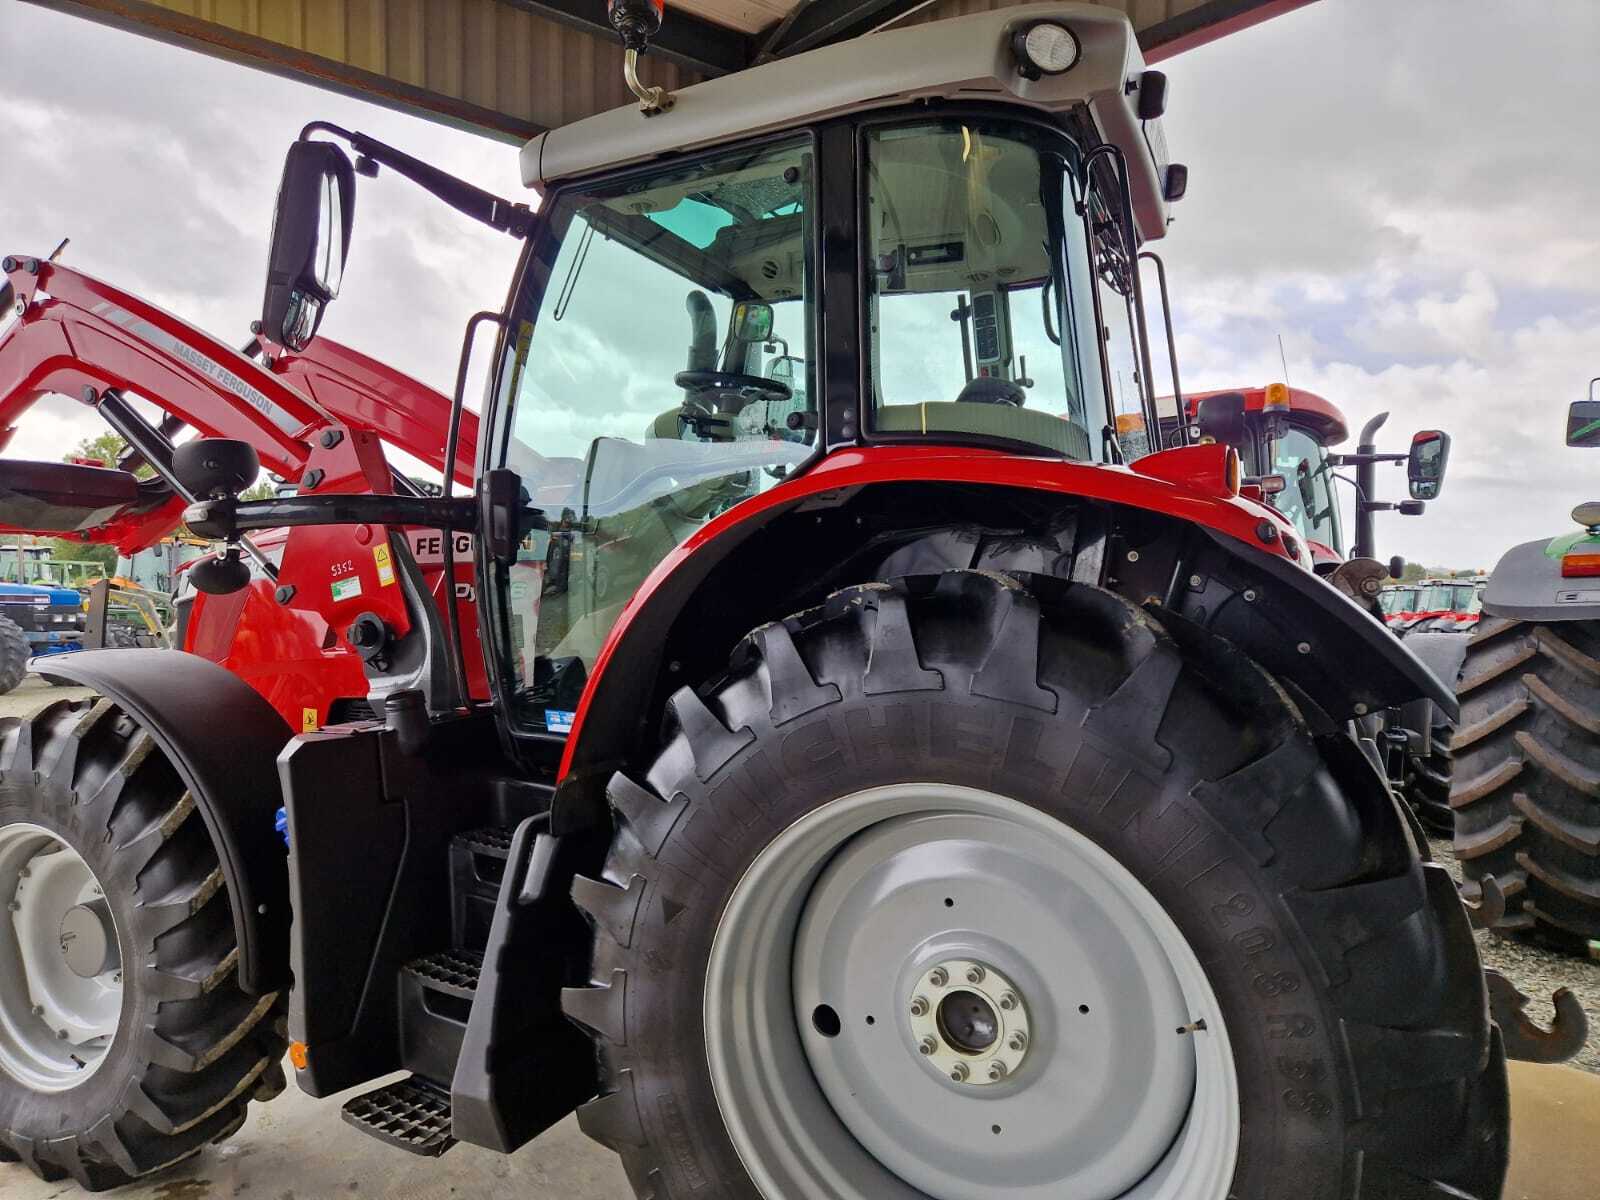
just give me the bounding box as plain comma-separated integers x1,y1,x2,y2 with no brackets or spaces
559,440,1309,776
0,257,486,725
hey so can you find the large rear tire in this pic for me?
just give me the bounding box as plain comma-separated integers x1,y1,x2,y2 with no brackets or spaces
0,699,287,1190
0,616,28,697
565,572,1507,1200
1401,706,1456,837
1453,616,1600,950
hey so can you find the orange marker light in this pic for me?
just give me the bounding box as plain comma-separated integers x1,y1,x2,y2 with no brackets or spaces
289,1041,310,1071
1562,552,1600,578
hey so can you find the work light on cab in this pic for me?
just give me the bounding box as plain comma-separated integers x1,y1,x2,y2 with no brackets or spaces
1012,20,1080,80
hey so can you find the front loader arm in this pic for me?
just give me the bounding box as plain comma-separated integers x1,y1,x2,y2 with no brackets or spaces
1,257,325,479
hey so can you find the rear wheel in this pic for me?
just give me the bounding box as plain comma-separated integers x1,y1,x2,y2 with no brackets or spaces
1453,616,1600,950
0,616,28,696
1400,705,1456,837
0,699,287,1190
565,572,1508,1200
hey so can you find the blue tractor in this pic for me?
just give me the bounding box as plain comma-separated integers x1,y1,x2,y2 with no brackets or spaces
0,579,86,694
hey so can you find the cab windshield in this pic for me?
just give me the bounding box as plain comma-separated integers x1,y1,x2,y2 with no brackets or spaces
1417,582,1481,613
488,137,816,728
1270,425,1342,554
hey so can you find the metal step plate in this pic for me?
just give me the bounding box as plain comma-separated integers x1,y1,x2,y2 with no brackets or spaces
340,1077,456,1156
403,948,483,1001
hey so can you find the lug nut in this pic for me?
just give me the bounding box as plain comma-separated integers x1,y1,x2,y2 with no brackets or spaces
918,1036,937,1056
1008,1031,1028,1051
950,1062,969,1082
998,990,1017,1011
57,1029,68,1040
910,996,929,1017
928,967,948,987
966,965,986,984
31,1005,43,1016
987,1061,1008,1081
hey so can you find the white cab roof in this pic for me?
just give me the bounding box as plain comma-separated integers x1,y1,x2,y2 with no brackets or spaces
520,3,1175,241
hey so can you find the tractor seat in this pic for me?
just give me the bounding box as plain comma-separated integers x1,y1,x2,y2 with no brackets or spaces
877,403,1091,459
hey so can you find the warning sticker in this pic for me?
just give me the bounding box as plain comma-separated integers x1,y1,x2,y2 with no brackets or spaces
302,708,319,733
545,709,575,734
373,543,396,587
331,576,363,603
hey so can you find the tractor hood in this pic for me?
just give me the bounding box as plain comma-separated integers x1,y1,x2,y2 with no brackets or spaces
0,580,81,608
0,459,167,537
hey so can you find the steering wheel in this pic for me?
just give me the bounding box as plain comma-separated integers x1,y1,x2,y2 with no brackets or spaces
675,370,792,403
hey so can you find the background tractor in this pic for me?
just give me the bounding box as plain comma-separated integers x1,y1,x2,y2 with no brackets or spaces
1453,384,1600,952
1119,384,1460,830
0,6,1510,1199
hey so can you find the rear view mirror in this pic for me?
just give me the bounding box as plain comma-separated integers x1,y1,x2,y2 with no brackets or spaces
261,140,355,351
1195,392,1247,448
731,301,774,343
1407,430,1450,500
1567,399,1600,447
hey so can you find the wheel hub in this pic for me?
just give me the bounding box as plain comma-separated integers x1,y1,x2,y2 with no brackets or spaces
910,959,1030,1085
0,823,123,1092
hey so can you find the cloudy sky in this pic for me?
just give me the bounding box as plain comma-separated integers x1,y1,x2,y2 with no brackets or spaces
2,0,1597,570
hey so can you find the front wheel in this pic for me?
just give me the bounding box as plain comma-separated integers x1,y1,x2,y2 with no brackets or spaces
0,699,288,1190
0,616,28,696
564,572,1507,1200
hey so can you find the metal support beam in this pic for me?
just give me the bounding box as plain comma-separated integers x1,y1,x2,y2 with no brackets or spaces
761,0,935,61
502,0,753,76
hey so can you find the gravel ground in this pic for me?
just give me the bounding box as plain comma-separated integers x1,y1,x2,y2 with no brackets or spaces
1430,835,1600,1075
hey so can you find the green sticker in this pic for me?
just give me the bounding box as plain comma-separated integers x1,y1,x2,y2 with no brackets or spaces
331,576,363,602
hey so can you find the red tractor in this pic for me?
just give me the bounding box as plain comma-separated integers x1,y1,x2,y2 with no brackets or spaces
0,6,1512,1199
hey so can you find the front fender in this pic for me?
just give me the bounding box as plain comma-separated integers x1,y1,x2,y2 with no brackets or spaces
30,648,293,994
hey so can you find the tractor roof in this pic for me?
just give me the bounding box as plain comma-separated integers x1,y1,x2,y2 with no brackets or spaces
522,3,1174,242
1185,385,1350,446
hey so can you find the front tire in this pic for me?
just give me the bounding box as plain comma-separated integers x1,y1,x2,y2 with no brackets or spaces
0,616,28,696
0,699,287,1190
564,572,1507,1200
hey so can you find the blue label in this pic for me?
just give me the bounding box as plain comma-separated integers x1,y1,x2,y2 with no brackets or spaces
545,709,576,734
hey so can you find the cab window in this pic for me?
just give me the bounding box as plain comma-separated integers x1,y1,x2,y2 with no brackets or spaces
487,137,816,730
1271,425,1342,553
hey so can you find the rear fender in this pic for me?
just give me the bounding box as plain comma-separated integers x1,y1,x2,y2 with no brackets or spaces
1170,528,1457,722
27,648,293,994
552,461,1449,821
1482,535,1600,621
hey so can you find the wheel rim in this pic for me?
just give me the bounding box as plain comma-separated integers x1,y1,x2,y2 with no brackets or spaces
0,823,124,1092
705,784,1238,1200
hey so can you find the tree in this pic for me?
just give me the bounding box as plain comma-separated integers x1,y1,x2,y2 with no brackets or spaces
68,432,153,479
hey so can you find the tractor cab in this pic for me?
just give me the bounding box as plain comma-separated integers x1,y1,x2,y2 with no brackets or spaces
1122,385,1349,563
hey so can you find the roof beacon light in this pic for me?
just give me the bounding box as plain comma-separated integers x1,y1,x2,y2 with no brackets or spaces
1012,21,1080,81
1263,382,1292,416
608,0,673,116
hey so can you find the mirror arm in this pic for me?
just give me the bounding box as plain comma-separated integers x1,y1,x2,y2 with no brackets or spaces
184,493,482,541
300,122,535,239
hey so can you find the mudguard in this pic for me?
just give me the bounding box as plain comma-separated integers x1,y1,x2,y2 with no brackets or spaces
1184,528,1458,723
1483,534,1600,622
28,648,293,994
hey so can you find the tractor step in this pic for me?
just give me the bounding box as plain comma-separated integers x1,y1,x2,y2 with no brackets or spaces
341,1077,456,1156
400,949,482,1085
450,827,516,949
